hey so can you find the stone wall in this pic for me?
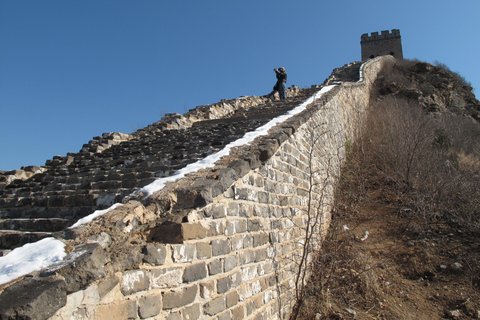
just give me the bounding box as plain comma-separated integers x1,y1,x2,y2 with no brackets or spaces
0,56,395,320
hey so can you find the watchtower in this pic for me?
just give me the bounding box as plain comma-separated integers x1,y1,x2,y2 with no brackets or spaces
361,29,403,60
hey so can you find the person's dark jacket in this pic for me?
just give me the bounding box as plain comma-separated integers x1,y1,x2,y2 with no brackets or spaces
275,70,287,83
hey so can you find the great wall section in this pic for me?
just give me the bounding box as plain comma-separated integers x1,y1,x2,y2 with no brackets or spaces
0,55,396,320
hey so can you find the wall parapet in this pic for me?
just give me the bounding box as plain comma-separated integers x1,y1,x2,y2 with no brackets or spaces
0,56,395,320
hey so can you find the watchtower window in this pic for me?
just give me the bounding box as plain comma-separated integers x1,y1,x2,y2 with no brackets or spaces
370,55,375,59
390,52,395,56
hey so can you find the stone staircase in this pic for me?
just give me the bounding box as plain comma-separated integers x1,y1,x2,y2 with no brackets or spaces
0,61,362,252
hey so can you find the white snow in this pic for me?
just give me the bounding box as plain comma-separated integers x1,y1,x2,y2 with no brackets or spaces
0,237,66,285
140,85,337,196
0,84,338,286
68,202,123,229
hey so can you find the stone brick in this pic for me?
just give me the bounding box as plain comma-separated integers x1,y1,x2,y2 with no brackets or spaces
211,238,231,256
226,290,239,308
200,280,215,299
208,259,223,275
239,204,250,217
182,222,207,240
227,202,239,216
95,299,137,320
204,295,226,316
230,271,242,288
195,242,212,259
217,310,232,320
138,294,162,319
253,233,269,247
182,303,201,320
230,234,243,251
212,204,227,219
162,285,198,309
183,262,207,283
238,249,255,264
151,267,183,289
207,220,225,236
231,304,245,320
97,276,120,300
142,244,167,265
172,244,196,262
247,219,262,232
233,187,248,200
223,255,237,272
217,275,232,294
121,270,150,296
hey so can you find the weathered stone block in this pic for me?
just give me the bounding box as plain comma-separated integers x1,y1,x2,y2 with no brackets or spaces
204,295,226,316
207,220,225,236
217,310,232,320
181,303,201,320
162,285,198,309
138,294,162,319
226,290,240,308
97,276,120,300
211,238,231,256
0,276,67,320
230,271,242,288
172,244,196,262
217,276,232,294
231,304,245,320
230,234,243,251
142,244,167,265
217,167,238,190
212,204,227,219
45,243,108,293
227,160,250,178
121,269,150,295
95,299,137,320
182,222,207,240
151,267,183,289
208,259,223,276
195,242,211,259
183,262,207,283
227,202,239,216
247,219,262,232
200,280,215,299
253,233,269,247
223,255,237,272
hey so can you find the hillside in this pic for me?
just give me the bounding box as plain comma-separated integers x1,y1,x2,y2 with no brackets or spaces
297,60,480,319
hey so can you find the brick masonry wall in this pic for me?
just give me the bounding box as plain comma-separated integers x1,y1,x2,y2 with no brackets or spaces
0,56,395,320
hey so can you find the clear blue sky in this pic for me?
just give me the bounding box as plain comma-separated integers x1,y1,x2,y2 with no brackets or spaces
1,1,479,171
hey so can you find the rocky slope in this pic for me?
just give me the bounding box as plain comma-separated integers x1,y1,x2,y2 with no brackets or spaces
374,60,479,121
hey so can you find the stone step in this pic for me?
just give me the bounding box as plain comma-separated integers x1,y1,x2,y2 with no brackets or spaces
0,230,54,250
0,218,72,232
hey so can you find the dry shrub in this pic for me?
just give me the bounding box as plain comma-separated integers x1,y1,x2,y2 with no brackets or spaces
363,97,480,231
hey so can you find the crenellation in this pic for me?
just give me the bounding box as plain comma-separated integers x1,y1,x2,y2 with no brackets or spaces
361,29,403,60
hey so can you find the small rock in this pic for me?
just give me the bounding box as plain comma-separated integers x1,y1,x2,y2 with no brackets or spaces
450,262,463,271
315,313,322,320
447,309,462,318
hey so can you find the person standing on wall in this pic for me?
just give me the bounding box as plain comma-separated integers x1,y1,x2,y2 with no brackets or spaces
274,67,287,100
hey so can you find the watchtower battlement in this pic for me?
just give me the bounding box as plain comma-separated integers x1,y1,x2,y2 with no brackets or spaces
361,29,403,60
